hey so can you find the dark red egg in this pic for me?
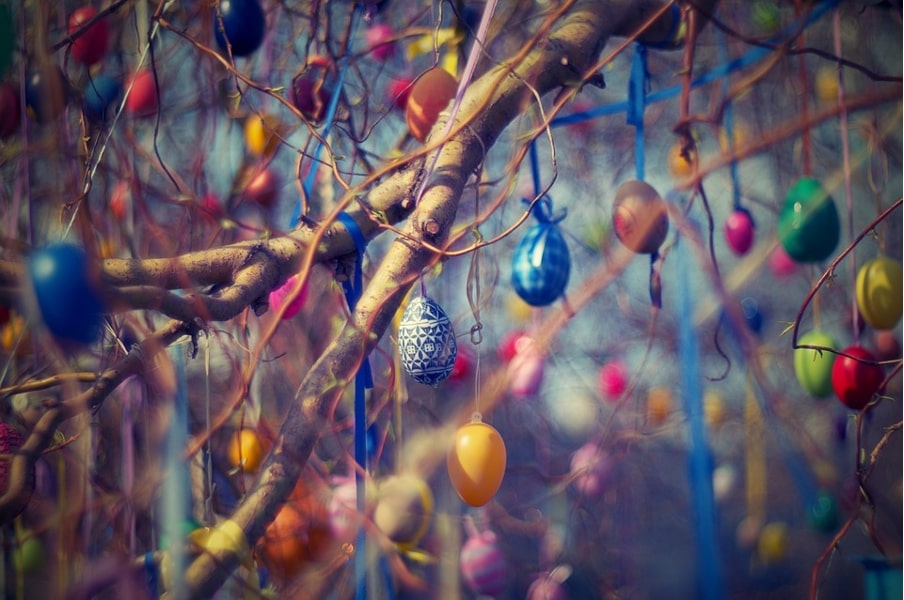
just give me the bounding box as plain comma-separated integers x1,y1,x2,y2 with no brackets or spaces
124,69,159,117
0,82,20,136
290,56,333,122
831,345,884,410
68,6,110,66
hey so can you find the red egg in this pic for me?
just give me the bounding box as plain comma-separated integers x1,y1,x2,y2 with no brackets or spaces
124,69,159,117
831,345,884,410
241,164,279,207
724,208,755,255
0,82,20,137
386,76,413,111
365,23,395,61
69,6,110,66
448,346,473,382
405,67,457,142
498,330,530,362
598,360,628,401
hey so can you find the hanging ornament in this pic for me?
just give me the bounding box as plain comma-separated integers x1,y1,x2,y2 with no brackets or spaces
290,55,335,123
397,295,458,385
794,330,838,398
373,473,434,549
506,334,545,398
612,180,669,254
460,525,508,597
365,23,396,61
646,387,673,425
405,67,457,142
777,177,840,263
269,274,308,319
214,0,266,58
808,491,839,533
25,66,68,123
527,566,571,600
511,198,570,307
68,6,110,66
598,360,628,401
831,345,884,410
83,73,122,122
769,245,798,278
447,416,507,507
855,256,903,330
724,208,756,256
569,442,614,499
757,521,789,564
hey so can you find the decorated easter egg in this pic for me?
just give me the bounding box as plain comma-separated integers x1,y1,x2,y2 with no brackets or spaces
0,2,13,76
28,243,106,344
831,345,883,410
646,386,672,425
724,208,755,255
227,428,267,473
777,177,840,263
240,163,279,206
757,521,788,563
290,55,333,122
214,0,266,57
612,180,669,254
511,221,571,306
0,422,35,519
460,530,508,597
68,6,110,66
0,82,20,137
83,73,122,121
507,336,544,398
397,296,458,385
448,419,507,507
794,330,838,398
373,474,434,548
25,66,68,123
570,442,614,499
386,76,413,110
366,23,395,61
244,113,282,157
598,360,627,401
527,567,570,600
269,274,308,319
405,67,457,142
808,491,839,533
124,69,159,117
855,256,903,330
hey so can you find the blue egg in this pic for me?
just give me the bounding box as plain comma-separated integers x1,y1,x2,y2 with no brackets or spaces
397,296,457,385
84,74,122,121
511,222,570,306
28,243,106,344
214,0,266,58
25,66,68,123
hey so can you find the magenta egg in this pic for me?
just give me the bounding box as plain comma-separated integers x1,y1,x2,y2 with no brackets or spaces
498,330,530,363
460,530,508,597
365,23,395,61
723,209,755,255
598,361,627,401
269,274,308,319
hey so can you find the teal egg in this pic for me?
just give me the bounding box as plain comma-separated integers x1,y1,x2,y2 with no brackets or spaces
777,178,840,263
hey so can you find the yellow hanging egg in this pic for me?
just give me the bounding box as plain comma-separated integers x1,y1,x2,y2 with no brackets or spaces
244,113,283,157
757,521,789,564
447,419,507,507
855,256,903,330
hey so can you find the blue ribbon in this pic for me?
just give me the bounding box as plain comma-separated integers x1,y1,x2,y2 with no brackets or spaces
627,44,648,181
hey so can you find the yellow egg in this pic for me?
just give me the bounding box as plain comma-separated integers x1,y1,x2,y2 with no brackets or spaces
703,390,727,427
244,113,283,157
856,256,903,330
757,521,789,564
227,428,267,473
666,143,697,179
447,420,507,507
815,66,839,103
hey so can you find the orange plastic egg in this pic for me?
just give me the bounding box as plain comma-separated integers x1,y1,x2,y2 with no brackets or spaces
447,419,507,507
405,67,457,142
227,428,267,473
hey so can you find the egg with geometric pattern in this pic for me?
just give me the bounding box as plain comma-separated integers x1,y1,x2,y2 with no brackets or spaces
397,296,457,385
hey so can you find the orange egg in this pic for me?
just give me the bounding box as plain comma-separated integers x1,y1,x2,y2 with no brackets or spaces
405,67,457,142
447,420,507,507
646,387,672,425
258,481,331,583
666,143,697,179
227,428,267,473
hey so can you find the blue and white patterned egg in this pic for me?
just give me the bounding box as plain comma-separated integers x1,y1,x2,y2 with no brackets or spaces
398,296,458,385
511,222,570,306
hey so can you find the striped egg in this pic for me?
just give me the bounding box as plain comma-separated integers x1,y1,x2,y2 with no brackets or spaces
460,530,508,597
511,222,570,306
398,296,458,385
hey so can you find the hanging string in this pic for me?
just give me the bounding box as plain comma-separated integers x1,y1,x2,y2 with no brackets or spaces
794,0,812,176
717,30,743,212
290,4,363,227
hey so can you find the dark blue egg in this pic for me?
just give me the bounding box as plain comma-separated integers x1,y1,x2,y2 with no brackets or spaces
511,222,570,306
25,66,68,123
214,0,266,58
28,243,106,344
84,73,122,121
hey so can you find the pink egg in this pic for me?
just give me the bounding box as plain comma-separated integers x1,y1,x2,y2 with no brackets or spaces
448,346,473,383
460,530,508,597
769,245,797,277
569,442,613,499
269,274,308,319
328,477,365,543
723,209,755,255
527,571,568,600
365,23,395,61
507,338,544,398
498,330,530,363
598,361,627,401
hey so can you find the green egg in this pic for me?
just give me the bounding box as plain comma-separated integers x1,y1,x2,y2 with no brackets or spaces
777,177,840,263
794,330,837,398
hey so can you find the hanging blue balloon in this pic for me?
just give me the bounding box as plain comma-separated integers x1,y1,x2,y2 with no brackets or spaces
511,198,570,306
397,296,458,385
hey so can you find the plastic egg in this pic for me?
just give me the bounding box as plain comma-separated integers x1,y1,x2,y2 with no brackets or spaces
12,533,44,574
598,360,627,401
646,386,672,425
244,113,282,157
703,390,727,427
666,143,697,179
752,0,781,33
397,296,458,385
740,296,763,334
507,337,544,398
25,66,68,123
124,69,159,117
28,243,106,344
83,73,122,121
855,256,903,330
290,56,334,122
511,221,571,306
712,464,737,503
405,67,457,142
0,82,20,137
227,428,267,473
724,208,755,255
269,274,308,319
0,422,35,519
777,177,840,263
68,6,110,66
757,521,788,563
527,567,570,600
240,163,279,206
808,491,839,533
873,329,900,361
794,330,837,398
460,529,508,597
258,494,331,582
214,0,266,57
373,474,433,548
612,180,669,254
386,76,413,111
831,344,883,410
365,23,396,61
769,245,797,278
447,419,507,507
569,442,614,499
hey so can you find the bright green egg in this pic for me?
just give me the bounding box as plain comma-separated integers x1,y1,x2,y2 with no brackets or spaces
794,330,837,398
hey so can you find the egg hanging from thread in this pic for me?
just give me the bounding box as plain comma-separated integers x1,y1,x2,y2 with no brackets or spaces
397,296,458,385
612,180,669,254
447,418,507,507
